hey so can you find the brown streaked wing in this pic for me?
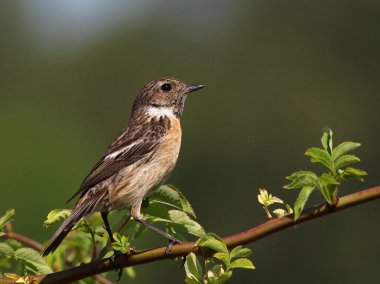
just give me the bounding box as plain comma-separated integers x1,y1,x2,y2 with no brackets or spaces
66,117,170,203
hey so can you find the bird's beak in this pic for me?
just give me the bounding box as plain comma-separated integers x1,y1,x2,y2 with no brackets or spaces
185,84,206,94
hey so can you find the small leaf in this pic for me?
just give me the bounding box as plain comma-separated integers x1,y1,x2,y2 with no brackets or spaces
184,252,203,283
230,246,252,259
332,142,361,161
318,173,339,187
43,209,72,227
15,248,53,274
0,209,15,229
216,270,233,283
305,148,333,170
167,210,205,237
272,208,287,217
124,267,136,279
284,171,318,189
185,276,202,284
196,233,228,255
111,233,130,254
124,220,148,241
213,252,230,267
321,129,333,154
286,204,294,214
143,203,172,222
230,258,255,270
340,167,368,181
4,240,22,251
294,186,315,220
150,184,196,218
257,189,283,206
334,155,360,169
0,242,15,256
317,183,333,204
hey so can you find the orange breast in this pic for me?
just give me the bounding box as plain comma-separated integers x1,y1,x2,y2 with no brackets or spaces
109,117,182,209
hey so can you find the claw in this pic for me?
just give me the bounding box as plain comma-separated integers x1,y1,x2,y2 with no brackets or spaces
109,250,123,281
165,239,182,254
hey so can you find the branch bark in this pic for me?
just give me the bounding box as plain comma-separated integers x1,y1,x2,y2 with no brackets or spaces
4,185,380,284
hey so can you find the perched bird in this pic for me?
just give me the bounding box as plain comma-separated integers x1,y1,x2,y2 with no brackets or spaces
42,78,205,256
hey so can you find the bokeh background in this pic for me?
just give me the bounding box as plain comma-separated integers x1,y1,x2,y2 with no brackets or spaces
1,1,379,283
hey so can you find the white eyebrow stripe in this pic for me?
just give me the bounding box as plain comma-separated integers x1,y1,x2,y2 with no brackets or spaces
105,141,140,160
147,106,175,118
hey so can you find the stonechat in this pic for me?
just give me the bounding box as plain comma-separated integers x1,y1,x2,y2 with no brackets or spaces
42,78,205,256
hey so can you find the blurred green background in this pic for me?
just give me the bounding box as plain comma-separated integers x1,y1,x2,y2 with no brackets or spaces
1,1,379,283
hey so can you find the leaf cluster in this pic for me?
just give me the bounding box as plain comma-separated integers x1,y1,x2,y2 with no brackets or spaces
284,129,367,219
0,210,52,278
185,233,254,284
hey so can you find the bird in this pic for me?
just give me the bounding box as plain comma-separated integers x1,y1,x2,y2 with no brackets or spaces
42,78,205,256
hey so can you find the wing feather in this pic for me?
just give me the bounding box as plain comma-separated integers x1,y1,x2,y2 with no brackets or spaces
67,116,170,203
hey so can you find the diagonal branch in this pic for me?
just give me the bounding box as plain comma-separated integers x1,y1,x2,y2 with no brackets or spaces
33,185,380,284
2,186,379,284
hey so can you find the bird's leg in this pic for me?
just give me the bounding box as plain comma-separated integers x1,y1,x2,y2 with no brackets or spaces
136,218,181,243
131,201,181,253
101,211,115,243
101,211,123,280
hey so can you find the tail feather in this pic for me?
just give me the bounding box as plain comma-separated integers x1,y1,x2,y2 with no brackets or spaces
42,197,99,256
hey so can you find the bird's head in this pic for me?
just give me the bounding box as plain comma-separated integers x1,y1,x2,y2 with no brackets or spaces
132,78,205,118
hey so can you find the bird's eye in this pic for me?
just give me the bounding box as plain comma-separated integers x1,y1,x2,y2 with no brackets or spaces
161,83,172,92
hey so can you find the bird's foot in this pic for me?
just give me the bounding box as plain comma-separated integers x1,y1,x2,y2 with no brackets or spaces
109,250,123,281
165,238,182,254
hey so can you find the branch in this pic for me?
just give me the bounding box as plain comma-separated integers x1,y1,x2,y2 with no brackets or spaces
2,186,379,284
32,185,380,284
4,224,42,252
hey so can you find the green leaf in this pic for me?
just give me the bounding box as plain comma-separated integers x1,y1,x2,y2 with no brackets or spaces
43,209,72,227
185,252,203,283
334,155,360,169
124,267,136,279
230,258,255,270
332,142,361,161
293,186,314,220
0,209,15,230
124,220,148,241
111,233,130,254
143,203,172,222
167,210,205,237
230,246,252,259
185,275,203,284
150,184,196,218
321,129,333,154
210,263,223,276
215,270,233,284
318,173,339,187
4,240,22,251
196,233,228,255
317,183,333,204
305,148,333,170
272,208,287,217
340,167,368,181
0,242,15,256
284,171,318,189
213,252,230,268
15,248,53,274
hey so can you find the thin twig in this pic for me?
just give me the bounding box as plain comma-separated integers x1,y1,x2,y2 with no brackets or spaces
4,224,42,251
31,185,379,284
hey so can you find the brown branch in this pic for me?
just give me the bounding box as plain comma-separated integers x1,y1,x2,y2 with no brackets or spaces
4,224,43,252
30,185,380,284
